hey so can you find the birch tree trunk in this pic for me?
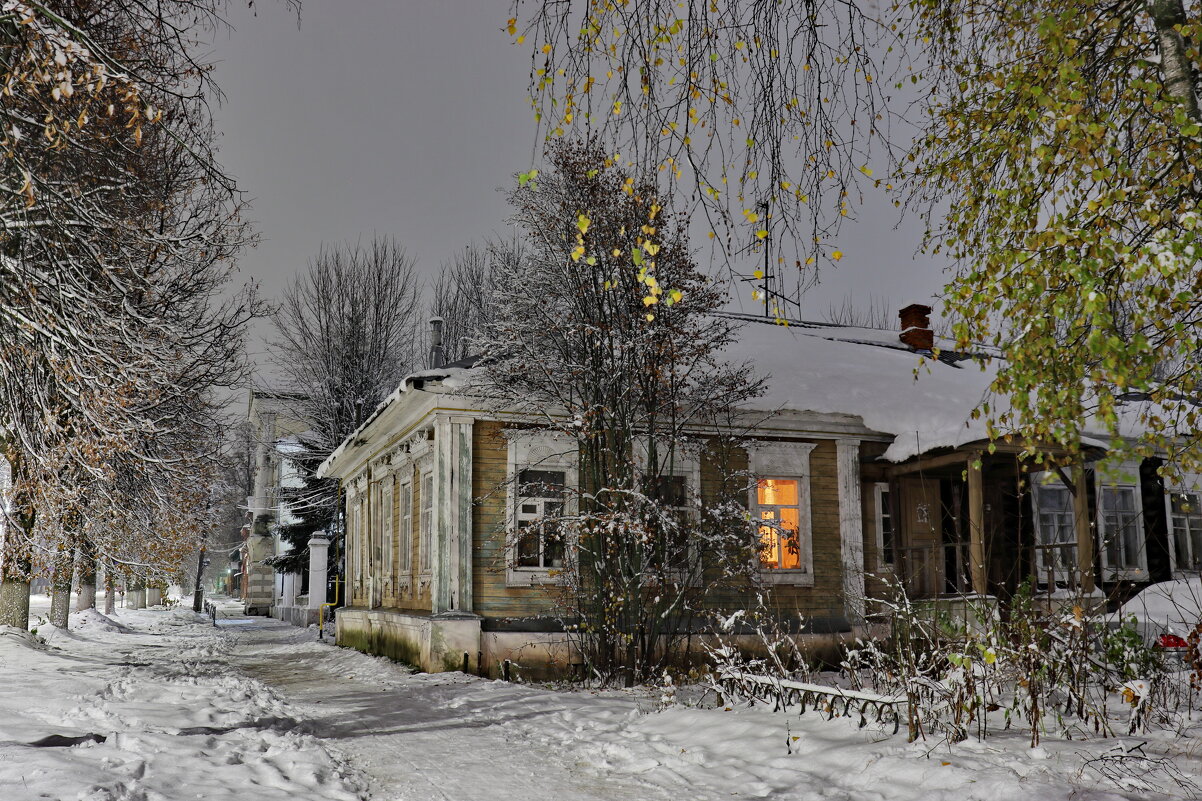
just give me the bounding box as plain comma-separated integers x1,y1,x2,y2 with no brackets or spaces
1149,0,1201,122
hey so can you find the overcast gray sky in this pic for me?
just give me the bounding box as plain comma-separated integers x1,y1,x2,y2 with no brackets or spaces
207,1,948,369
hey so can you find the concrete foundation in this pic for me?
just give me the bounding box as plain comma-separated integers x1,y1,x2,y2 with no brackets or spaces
271,603,318,627
335,607,859,680
336,607,484,674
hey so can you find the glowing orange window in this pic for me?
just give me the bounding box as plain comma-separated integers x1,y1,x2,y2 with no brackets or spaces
758,479,802,570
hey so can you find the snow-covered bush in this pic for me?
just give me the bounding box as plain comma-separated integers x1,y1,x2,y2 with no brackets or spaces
837,579,1186,745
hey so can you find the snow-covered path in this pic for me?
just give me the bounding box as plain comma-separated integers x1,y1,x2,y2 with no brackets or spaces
226,617,663,801
2,599,1197,801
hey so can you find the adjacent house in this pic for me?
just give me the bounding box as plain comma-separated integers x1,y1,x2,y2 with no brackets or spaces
316,306,1199,676
245,389,311,618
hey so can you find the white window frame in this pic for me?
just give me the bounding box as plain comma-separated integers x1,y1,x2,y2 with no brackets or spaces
382,478,394,595
419,470,434,580
1167,483,1202,576
873,482,895,571
1096,480,1147,581
396,477,413,580
369,480,384,608
1031,474,1078,585
748,441,816,586
351,495,364,595
636,443,702,578
506,430,578,587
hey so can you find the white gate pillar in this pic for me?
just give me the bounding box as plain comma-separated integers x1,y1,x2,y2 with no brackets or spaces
308,532,330,611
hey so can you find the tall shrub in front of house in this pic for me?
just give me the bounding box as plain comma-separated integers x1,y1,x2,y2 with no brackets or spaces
478,139,765,685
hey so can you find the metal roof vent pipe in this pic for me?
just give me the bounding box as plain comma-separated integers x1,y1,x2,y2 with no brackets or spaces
898,303,934,353
429,316,445,369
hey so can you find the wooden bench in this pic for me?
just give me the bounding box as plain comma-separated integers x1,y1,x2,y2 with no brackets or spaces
718,671,906,735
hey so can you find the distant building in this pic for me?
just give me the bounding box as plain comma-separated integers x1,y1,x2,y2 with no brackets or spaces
245,388,310,617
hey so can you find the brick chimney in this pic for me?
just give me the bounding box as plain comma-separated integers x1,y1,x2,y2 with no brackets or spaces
898,303,934,352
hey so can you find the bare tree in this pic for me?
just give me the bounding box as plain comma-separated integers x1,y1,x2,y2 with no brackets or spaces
267,237,424,572
0,2,264,627
822,294,897,330
429,243,502,364
476,139,765,685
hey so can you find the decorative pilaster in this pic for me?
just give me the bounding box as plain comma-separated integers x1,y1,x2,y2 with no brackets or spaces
836,438,865,625
430,415,475,615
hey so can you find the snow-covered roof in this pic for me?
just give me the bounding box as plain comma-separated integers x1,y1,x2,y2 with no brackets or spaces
318,315,1000,476
722,316,997,462
315,365,475,478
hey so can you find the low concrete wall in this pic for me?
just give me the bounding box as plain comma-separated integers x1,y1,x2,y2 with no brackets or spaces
334,609,862,678
335,607,482,673
271,604,318,627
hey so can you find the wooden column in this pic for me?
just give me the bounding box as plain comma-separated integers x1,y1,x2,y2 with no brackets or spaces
1073,463,1095,593
967,453,988,597
431,415,475,615
836,439,865,625
431,416,452,614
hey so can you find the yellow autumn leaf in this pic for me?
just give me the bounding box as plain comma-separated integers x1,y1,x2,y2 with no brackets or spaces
669,289,683,303
756,230,768,240
571,245,585,262
644,242,660,256
753,269,764,279
643,295,658,306
832,250,843,261
577,214,591,234
507,18,517,35
860,165,873,177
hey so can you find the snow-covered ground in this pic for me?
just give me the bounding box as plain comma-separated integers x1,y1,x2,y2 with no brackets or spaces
2,596,1199,800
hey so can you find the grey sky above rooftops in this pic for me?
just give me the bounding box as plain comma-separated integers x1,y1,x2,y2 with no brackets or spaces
208,1,948,371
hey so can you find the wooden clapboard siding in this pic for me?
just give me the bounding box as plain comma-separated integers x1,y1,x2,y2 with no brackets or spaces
698,439,848,622
464,425,855,623
471,421,559,617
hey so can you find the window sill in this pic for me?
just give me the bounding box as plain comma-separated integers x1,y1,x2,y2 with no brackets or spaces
1103,568,1148,583
759,569,815,587
506,568,566,587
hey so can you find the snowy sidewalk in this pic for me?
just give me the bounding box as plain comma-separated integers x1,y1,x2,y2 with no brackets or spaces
0,602,365,800
1,601,1194,801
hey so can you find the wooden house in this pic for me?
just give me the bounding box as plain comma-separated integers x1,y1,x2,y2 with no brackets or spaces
317,307,1197,676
